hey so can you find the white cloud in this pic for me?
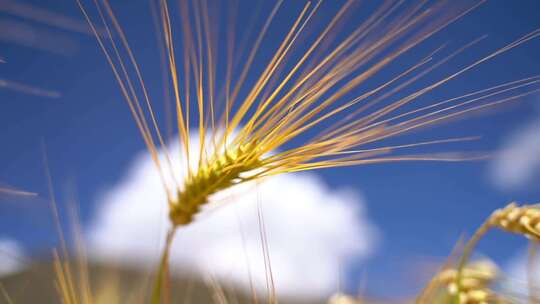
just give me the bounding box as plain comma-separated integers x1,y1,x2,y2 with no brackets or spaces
87,135,378,299
0,239,25,277
490,115,540,190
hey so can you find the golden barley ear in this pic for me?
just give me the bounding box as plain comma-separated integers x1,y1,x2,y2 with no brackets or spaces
419,259,510,304
439,260,505,304
435,202,540,304
453,202,537,272
489,203,540,241
168,143,261,226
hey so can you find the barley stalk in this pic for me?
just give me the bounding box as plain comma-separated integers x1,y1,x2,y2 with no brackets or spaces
528,242,540,304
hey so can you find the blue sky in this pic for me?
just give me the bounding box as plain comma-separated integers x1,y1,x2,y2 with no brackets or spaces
1,0,540,298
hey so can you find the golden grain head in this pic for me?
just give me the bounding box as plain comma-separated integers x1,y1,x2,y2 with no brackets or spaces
434,260,504,304
169,143,261,225
489,202,540,240
438,260,498,286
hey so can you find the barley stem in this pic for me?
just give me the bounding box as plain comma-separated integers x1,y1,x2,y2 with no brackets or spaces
528,241,539,303
151,228,176,304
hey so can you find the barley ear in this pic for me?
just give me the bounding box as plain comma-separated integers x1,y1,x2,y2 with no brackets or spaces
489,202,540,240
169,144,261,226
452,202,540,303
420,260,505,304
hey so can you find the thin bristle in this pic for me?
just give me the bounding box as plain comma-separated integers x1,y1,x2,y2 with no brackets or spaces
0,186,37,197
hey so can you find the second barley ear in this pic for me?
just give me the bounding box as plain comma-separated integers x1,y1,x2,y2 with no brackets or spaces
489,202,540,241
436,260,508,304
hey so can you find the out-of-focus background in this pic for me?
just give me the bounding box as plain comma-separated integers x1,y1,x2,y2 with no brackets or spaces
1,0,540,301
